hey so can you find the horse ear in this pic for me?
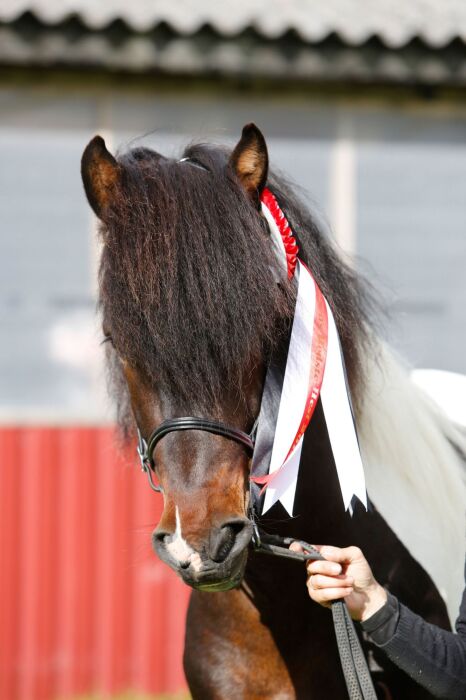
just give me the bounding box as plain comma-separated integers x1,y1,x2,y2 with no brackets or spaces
229,123,268,203
81,135,120,220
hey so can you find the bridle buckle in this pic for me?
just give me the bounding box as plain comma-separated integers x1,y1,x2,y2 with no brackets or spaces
137,429,163,493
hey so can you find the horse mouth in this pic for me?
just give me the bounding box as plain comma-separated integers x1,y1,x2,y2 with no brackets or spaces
153,518,253,590
192,575,243,592
178,549,248,591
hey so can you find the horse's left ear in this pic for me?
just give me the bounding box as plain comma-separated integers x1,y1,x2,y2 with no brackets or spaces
229,123,268,204
81,135,121,221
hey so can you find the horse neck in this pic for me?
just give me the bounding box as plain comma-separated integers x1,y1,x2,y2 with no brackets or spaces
358,339,465,544
245,400,355,619
357,338,466,622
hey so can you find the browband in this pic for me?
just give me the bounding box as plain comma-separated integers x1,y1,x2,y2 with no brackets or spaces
137,417,255,493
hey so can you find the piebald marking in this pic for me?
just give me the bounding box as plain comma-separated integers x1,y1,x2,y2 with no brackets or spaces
166,506,203,573
358,340,466,624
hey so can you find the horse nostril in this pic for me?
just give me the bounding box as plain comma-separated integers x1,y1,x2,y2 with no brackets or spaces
153,529,170,547
210,518,251,563
210,526,235,563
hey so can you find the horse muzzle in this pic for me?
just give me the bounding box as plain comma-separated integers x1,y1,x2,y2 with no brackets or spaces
152,517,253,590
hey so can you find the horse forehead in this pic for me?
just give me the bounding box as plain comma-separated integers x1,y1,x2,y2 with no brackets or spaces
156,430,247,472
151,437,248,509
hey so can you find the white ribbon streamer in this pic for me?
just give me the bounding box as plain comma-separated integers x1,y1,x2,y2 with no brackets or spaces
320,300,367,511
262,262,315,514
260,198,367,516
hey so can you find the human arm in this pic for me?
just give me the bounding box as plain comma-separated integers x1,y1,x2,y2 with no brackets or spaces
291,544,466,700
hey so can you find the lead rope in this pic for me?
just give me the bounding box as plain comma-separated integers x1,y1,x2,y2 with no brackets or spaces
253,527,377,700
331,600,377,700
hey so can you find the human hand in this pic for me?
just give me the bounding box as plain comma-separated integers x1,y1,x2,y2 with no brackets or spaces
290,543,387,621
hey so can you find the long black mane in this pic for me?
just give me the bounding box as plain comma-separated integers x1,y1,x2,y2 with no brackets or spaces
99,141,374,430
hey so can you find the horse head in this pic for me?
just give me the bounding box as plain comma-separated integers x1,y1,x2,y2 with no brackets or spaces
80,125,296,590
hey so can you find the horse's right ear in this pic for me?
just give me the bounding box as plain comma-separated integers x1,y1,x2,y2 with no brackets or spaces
229,123,268,205
81,136,120,220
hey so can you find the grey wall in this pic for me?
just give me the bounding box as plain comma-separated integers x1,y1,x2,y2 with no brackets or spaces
1,87,465,419
356,113,466,371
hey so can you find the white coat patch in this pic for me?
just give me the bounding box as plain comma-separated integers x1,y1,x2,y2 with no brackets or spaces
165,507,203,573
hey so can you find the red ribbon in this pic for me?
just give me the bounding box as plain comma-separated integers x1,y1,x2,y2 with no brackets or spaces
250,270,328,492
261,188,299,279
250,191,329,494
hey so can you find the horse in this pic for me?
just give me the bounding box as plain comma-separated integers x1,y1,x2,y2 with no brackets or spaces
81,124,466,698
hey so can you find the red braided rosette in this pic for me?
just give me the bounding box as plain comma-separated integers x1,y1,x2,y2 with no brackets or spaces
261,188,299,279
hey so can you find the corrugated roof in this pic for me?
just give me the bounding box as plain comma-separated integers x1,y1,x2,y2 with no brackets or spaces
1,24,464,86
1,0,466,49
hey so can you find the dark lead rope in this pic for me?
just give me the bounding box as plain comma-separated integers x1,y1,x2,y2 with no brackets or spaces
136,417,377,700
253,528,377,700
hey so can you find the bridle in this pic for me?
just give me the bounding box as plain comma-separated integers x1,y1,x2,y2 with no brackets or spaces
136,416,256,493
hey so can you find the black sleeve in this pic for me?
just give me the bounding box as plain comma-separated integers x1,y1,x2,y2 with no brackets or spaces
361,569,466,700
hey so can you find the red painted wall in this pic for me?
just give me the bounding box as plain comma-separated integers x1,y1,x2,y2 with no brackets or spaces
0,427,190,700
